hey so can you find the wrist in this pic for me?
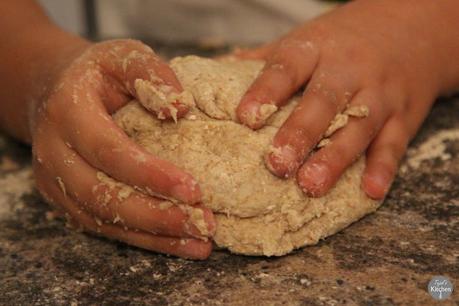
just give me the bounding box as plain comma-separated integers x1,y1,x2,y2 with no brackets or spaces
26,26,92,140
0,22,91,142
341,0,459,97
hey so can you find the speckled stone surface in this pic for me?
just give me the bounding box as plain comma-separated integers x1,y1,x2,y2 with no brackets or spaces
0,87,458,304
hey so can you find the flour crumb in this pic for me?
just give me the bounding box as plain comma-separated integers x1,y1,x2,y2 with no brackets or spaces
245,103,278,127
344,104,369,117
179,205,209,236
325,114,348,137
56,177,66,197
94,217,103,226
324,105,369,138
159,201,173,210
259,103,278,122
95,171,135,203
317,138,331,148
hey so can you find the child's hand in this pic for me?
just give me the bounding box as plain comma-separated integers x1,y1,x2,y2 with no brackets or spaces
236,0,459,199
31,40,215,259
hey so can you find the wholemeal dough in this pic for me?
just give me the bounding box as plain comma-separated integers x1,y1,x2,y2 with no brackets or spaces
113,56,380,256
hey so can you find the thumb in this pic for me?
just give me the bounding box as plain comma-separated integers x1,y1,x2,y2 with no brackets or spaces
92,39,193,121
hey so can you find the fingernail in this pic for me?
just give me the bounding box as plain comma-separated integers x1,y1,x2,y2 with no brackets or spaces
299,163,329,197
240,103,261,128
241,103,277,129
363,173,391,200
266,145,299,178
177,240,212,260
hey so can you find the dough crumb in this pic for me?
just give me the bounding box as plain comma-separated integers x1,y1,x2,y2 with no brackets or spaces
94,217,103,226
134,79,195,122
95,171,135,203
324,105,369,138
113,213,123,224
158,201,173,210
179,205,209,237
259,103,278,122
56,177,66,197
317,138,331,148
245,103,278,127
345,104,369,117
117,186,133,201
325,114,348,137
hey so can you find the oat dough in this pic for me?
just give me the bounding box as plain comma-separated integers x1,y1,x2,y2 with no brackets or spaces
114,56,381,256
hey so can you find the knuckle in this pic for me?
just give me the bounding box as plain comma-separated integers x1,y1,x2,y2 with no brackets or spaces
306,66,360,110
305,80,342,111
268,38,318,85
293,127,317,152
267,53,299,87
94,144,114,167
364,91,387,129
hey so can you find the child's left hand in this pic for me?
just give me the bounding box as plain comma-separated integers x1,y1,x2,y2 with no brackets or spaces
235,0,459,199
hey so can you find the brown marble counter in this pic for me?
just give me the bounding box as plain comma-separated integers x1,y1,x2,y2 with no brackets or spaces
0,73,457,304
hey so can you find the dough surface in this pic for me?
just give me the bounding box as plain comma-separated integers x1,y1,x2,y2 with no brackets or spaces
113,56,381,256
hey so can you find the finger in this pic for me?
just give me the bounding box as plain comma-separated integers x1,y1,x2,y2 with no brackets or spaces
98,223,213,260
230,42,278,60
34,132,215,238
297,90,388,197
265,69,360,178
83,39,190,119
362,117,410,200
50,82,201,204
37,176,212,259
237,38,319,129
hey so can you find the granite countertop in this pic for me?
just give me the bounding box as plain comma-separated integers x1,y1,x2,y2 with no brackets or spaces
0,67,458,304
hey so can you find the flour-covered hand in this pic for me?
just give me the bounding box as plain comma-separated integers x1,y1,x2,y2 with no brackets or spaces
31,40,215,259
236,0,459,199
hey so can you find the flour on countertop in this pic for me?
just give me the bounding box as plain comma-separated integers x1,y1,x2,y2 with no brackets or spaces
406,129,459,169
0,168,33,220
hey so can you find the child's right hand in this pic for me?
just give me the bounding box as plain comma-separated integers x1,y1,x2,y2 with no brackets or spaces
31,40,215,259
